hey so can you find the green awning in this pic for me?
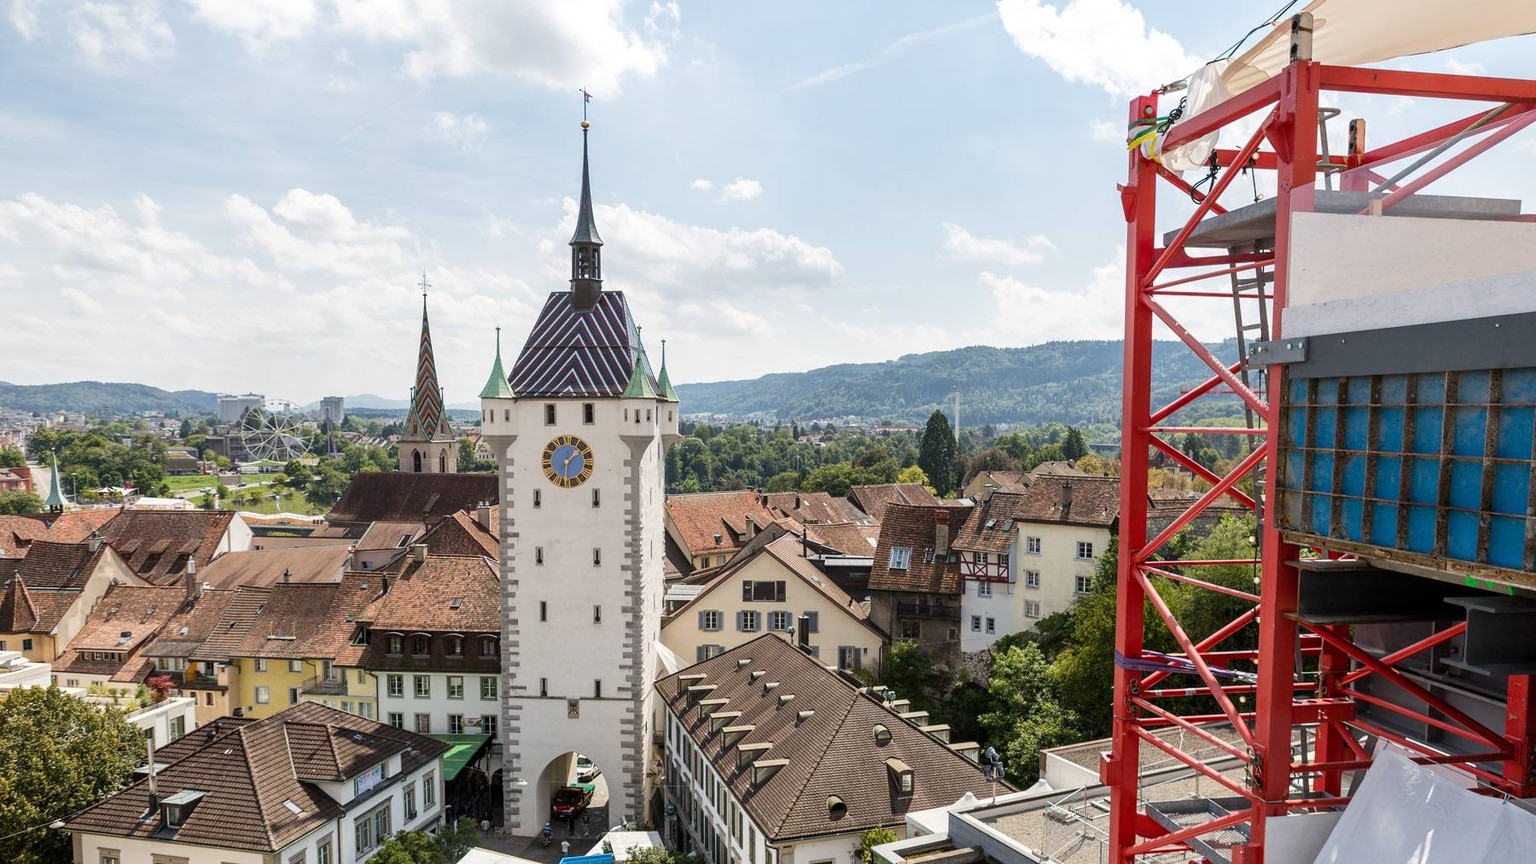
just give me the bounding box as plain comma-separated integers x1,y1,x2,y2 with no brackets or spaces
425,733,492,782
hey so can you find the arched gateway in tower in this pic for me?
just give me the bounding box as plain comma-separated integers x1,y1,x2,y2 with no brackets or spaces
480,119,680,834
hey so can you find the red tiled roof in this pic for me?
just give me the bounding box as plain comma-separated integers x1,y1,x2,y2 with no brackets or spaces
191,586,272,663
27,509,121,543
666,490,777,556
417,510,499,558
764,492,871,526
66,702,449,853
55,585,184,679
867,504,973,594
657,634,1000,842
233,582,349,659
804,522,881,556
848,484,942,521
97,510,237,585
1000,475,1121,528
327,472,497,524
142,588,239,659
363,553,499,633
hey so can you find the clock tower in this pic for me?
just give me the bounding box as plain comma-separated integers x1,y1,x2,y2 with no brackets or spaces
480,118,680,834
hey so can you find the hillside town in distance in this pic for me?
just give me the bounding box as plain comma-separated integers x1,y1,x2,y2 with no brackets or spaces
0,113,1258,864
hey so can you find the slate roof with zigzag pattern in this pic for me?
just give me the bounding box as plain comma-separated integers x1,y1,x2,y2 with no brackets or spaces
508,290,661,398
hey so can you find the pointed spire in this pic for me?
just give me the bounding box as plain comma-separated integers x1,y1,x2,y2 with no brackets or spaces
569,114,604,309
623,329,659,399
403,279,452,443
44,451,66,513
656,339,679,402
480,327,515,399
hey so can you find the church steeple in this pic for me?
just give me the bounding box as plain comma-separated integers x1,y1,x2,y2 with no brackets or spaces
399,276,457,473
479,327,515,399
44,451,67,513
570,118,603,310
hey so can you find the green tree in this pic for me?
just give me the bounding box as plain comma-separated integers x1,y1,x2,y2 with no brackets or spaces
1061,426,1088,461
917,410,957,495
764,470,801,493
367,829,444,864
0,446,24,468
980,642,1078,785
627,847,705,864
432,820,481,864
963,447,1020,486
0,687,146,864
876,641,949,715
0,491,44,515
857,827,899,864
895,465,930,489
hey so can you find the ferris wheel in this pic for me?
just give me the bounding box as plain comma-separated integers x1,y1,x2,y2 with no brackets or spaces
239,401,308,462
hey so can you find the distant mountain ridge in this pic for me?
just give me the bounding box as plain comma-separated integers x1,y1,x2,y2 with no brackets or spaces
0,381,217,415
673,340,1242,427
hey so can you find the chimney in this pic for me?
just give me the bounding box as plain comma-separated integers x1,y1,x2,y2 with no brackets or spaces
282,567,291,583
796,614,812,650
184,567,200,602
412,544,428,563
794,494,801,510
746,516,757,539
87,532,103,554
934,509,950,556
1062,482,1073,513
477,501,493,530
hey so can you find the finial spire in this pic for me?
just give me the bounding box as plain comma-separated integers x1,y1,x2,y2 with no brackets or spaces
657,338,679,402
480,326,515,399
45,451,67,513
570,91,603,309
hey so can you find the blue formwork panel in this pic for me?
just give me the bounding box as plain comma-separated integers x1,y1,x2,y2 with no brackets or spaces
1277,367,1536,578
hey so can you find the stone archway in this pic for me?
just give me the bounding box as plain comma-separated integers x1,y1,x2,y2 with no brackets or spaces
533,751,612,841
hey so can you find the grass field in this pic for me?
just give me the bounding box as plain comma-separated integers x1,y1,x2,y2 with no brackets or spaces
163,474,222,493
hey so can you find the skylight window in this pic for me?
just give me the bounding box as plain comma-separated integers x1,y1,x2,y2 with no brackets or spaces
450,597,463,609
284,800,304,815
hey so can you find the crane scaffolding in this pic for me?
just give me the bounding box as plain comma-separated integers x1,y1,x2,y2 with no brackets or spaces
1111,11,1536,864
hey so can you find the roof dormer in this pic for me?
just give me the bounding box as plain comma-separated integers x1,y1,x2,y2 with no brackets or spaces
159,789,207,831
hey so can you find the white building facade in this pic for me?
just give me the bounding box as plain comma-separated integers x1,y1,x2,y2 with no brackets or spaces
482,121,681,834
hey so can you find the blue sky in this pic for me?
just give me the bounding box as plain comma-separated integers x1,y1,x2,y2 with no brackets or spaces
3,1,1534,404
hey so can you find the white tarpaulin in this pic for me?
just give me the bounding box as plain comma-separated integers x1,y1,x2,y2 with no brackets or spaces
1224,0,1536,95
1311,747,1536,864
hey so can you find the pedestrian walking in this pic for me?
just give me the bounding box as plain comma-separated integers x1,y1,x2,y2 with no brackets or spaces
561,840,571,858
568,813,578,835
581,811,591,837
480,817,490,837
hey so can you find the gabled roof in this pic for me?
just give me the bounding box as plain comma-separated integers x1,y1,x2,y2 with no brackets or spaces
417,510,499,559
508,291,662,398
32,509,120,542
804,522,882,557
327,472,498,524
97,510,237,585
142,588,239,659
233,582,349,660
66,702,449,853
1004,475,1120,529
196,546,352,590
5,539,108,589
191,586,272,662
0,514,50,558
666,490,778,557
868,504,974,595
848,484,942,522
764,492,871,527
668,535,881,638
656,634,999,842
362,553,499,633
55,584,185,680
355,520,425,552
952,492,1034,554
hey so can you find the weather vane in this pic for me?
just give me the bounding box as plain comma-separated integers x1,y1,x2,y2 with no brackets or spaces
419,272,431,298
581,87,592,125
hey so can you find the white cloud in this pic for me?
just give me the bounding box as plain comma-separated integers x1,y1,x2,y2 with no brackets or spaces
1090,118,1122,142
996,0,1197,97
943,222,1051,268
432,112,488,150
324,73,359,93
224,188,413,276
719,178,762,202
185,0,317,47
1446,57,1486,76
792,12,994,90
8,0,40,39
68,0,175,70
332,0,676,93
689,177,762,203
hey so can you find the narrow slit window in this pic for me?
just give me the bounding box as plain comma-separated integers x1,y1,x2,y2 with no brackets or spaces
544,404,556,425
583,403,595,424
540,601,547,622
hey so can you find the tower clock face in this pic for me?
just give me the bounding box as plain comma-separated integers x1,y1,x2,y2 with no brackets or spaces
541,435,595,488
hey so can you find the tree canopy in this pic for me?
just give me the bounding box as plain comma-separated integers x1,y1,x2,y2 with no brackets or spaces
0,687,146,864
917,411,957,495
0,491,44,515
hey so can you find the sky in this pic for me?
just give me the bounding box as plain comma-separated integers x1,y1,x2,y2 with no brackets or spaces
4,1,1536,405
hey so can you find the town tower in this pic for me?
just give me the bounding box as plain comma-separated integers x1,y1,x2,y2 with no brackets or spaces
481,118,679,833
398,286,459,473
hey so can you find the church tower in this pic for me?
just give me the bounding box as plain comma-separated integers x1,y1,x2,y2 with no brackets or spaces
399,286,459,473
481,117,680,834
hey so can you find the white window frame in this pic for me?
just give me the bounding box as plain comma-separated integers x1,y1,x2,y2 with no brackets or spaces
889,546,912,570
1026,536,1041,555
977,581,992,598
1076,541,1095,560
970,615,981,632
1025,570,1041,589
447,676,464,699
1024,600,1041,618
985,617,996,634
1075,574,1094,595
254,686,270,704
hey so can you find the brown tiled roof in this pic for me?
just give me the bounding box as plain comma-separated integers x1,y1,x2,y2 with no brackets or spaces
657,634,999,842
233,582,350,659
97,510,237,585
971,470,1031,493
804,522,881,556
196,546,351,590
867,504,973,594
952,492,1035,554
0,514,49,557
417,510,499,558
671,535,880,638
55,585,184,679
356,520,425,552
142,589,239,660
362,553,499,633
848,484,942,521
191,586,272,662
1032,460,1090,477
6,539,107,588
1003,475,1120,528
329,572,389,667
27,509,120,543
666,490,778,557
152,715,256,764
66,702,449,853
764,492,871,526
327,472,498,524
0,576,39,632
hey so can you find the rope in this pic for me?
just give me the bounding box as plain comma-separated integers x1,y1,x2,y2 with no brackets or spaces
1114,649,1259,685
1216,1,1301,61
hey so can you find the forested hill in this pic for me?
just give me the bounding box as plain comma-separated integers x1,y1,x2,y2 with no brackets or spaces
0,381,217,415
674,340,1242,426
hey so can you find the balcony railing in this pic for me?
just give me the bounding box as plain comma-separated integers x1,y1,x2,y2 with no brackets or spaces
300,675,348,696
